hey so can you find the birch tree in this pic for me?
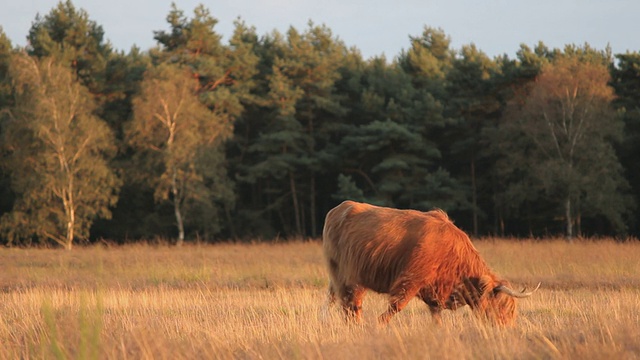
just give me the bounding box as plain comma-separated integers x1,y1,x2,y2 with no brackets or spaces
144,5,257,240
0,54,119,249
500,55,631,238
128,63,229,245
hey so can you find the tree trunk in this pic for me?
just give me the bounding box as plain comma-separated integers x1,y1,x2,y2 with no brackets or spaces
224,203,237,240
576,197,581,237
290,171,302,236
565,197,573,241
310,174,317,238
66,206,75,250
172,168,185,246
470,158,478,237
65,177,75,250
527,202,533,237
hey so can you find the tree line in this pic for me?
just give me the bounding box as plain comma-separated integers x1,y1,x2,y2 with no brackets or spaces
1,1,639,248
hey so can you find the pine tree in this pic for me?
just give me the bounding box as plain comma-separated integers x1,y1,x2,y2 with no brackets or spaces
0,29,15,231
236,23,346,237
398,26,453,98
444,44,500,235
335,54,459,211
483,43,551,235
610,52,640,235
27,0,112,94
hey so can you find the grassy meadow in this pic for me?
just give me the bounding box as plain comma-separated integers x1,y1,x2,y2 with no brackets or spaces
1,239,639,359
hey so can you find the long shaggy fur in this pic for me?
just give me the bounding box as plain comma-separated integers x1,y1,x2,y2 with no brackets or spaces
322,200,517,325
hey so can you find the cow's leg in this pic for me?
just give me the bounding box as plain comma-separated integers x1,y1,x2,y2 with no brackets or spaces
350,286,366,321
320,281,337,321
379,281,421,324
340,285,366,322
325,260,340,310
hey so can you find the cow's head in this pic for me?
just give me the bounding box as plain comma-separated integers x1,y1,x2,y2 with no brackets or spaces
456,276,539,326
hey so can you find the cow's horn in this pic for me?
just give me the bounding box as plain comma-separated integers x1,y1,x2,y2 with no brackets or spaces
495,282,541,298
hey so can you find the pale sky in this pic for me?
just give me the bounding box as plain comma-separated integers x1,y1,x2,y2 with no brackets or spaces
1,0,638,60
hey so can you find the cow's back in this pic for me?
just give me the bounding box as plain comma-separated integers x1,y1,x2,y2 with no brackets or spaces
322,201,435,293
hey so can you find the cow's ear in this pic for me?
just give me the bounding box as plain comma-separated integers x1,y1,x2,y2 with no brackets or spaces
478,275,495,297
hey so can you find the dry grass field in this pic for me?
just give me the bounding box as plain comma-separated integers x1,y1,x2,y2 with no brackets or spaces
1,238,639,359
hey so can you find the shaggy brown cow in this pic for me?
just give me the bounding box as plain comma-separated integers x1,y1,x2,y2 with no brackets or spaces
322,201,538,325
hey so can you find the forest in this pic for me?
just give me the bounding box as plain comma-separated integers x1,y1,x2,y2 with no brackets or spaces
1,1,639,248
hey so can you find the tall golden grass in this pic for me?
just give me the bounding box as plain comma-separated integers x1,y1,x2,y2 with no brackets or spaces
1,239,639,359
